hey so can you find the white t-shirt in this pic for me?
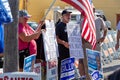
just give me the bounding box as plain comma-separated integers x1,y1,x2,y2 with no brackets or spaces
117,21,120,30
95,16,107,40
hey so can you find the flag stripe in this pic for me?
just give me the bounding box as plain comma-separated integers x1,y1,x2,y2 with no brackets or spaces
61,0,96,49
75,0,95,38
82,0,95,36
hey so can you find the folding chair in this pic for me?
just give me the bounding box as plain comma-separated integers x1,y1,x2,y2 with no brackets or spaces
102,36,113,63
101,43,111,64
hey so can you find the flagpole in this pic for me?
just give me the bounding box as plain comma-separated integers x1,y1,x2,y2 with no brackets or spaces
42,0,57,21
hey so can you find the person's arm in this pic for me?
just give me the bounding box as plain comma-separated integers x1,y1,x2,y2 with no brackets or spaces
115,30,120,50
19,31,41,42
56,36,69,48
115,21,120,50
97,18,107,43
117,30,120,44
35,21,44,32
100,28,107,42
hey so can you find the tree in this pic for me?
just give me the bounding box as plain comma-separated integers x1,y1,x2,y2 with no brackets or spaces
3,0,19,72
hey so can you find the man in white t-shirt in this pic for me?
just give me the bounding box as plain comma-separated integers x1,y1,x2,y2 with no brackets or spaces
83,6,107,51
115,21,120,50
82,6,107,80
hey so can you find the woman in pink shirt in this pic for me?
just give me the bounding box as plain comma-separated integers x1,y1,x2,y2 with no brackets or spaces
18,10,44,71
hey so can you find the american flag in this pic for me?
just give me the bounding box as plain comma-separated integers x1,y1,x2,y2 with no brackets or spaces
61,0,96,49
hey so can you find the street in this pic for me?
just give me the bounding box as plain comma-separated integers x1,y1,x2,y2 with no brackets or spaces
103,59,120,79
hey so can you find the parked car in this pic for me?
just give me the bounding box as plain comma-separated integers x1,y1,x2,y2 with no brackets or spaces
27,21,38,30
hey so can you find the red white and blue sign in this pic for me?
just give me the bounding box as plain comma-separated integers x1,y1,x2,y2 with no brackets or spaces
91,70,99,80
60,58,75,80
23,54,36,72
86,49,103,80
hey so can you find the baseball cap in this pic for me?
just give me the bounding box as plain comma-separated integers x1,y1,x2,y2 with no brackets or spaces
19,10,31,18
62,9,72,15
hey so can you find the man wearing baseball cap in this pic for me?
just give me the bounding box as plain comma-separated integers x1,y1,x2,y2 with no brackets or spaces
56,9,86,80
61,9,72,15
55,9,72,80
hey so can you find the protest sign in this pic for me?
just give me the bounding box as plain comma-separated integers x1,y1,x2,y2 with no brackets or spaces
67,23,84,60
23,54,36,72
0,72,40,80
0,68,3,74
42,20,58,61
33,63,41,74
60,58,75,80
33,63,41,80
46,59,58,80
91,70,100,80
86,49,103,80
1,0,13,23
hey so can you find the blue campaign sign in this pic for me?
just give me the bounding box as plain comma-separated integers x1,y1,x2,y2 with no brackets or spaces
91,70,99,80
86,49,103,79
60,58,75,80
23,54,36,72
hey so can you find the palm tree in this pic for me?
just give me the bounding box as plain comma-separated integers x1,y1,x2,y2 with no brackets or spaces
3,0,19,72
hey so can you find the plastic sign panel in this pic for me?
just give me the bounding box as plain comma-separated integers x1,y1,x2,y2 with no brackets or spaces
33,63,41,80
42,20,58,61
0,68,3,74
86,49,103,80
33,63,41,74
91,70,100,80
23,54,36,72
0,72,40,80
60,58,75,80
1,0,13,22
46,59,58,80
67,22,84,60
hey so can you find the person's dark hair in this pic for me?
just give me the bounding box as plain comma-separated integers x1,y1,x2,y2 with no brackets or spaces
61,9,72,15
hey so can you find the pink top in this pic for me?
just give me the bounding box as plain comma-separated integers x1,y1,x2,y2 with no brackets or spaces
18,23,37,55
